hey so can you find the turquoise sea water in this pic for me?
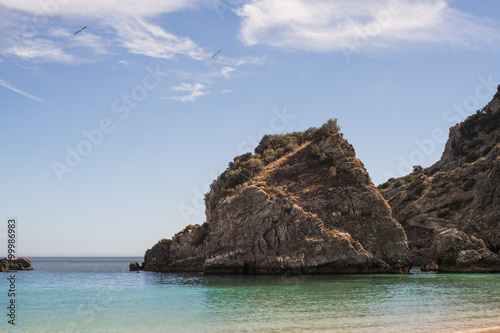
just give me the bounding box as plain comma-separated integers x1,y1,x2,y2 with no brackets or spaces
1,257,500,332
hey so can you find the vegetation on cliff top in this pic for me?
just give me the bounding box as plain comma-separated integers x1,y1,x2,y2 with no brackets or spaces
377,165,425,191
379,89,500,194
453,86,500,161
378,157,495,199
462,108,500,136
219,118,340,189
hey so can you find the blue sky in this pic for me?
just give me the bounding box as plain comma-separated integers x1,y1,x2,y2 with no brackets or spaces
1,0,499,256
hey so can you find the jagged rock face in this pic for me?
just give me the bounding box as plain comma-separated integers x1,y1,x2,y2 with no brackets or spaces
0,257,33,272
384,90,500,272
204,184,408,274
144,133,411,274
436,95,500,172
143,227,208,272
433,229,500,273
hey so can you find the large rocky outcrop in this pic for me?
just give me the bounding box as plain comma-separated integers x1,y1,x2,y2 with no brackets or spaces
143,124,411,274
0,257,33,272
381,87,500,272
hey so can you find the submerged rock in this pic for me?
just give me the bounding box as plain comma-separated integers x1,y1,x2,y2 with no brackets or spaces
143,122,411,274
0,257,33,272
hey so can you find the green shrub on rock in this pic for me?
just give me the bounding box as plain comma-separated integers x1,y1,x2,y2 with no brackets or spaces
414,182,428,196
192,224,208,246
312,118,340,140
220,157,264,189
219,118,343,189
309,144,330,163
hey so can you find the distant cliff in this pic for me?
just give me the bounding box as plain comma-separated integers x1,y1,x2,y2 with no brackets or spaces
380,87,500,273
143,120,411,274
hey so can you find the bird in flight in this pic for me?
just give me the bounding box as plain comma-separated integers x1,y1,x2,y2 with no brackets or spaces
74,26,87,35
212,50,221,59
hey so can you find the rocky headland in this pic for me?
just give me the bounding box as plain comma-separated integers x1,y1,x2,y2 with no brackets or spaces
142,120,411,274
140,87,500,274
379,87,500,272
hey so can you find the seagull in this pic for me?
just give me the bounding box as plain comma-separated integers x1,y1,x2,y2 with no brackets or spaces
74,26,87,35
212,50,221,59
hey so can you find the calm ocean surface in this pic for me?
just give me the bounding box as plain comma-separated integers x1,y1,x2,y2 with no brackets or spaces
1,257,500,332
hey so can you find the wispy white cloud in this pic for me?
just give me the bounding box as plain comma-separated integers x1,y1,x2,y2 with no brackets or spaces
167,82,209,102
0,0,270,68
220,66,235,78
0,0,208,63
5,39,78,63
221,89,235,94
218,55,267,66
111,59,135,69
0,77,55,107
113,18,209,60
69,33,109,55
235,0,500,53
117,60,134,67
166,55,263,83
47,28,72,38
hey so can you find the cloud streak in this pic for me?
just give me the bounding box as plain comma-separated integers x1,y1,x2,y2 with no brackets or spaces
114,17,209,60
0,78,55,107
167,82,209,102
235,0,500,53
5,38,78,63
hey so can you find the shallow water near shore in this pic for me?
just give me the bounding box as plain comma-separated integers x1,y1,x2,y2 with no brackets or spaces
2,257,500,332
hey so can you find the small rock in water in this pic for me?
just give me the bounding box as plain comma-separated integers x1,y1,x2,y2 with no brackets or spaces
129,261,141,271
421,262,439,272
0,257,33,272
